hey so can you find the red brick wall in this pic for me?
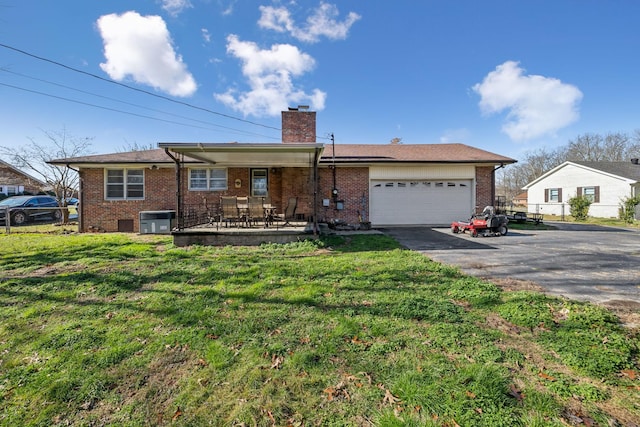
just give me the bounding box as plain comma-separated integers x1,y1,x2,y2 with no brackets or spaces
0,165,43,194
80,168,176,232
317,167,369,224
80,164,494,231
475,166,494,212
281,110,316,143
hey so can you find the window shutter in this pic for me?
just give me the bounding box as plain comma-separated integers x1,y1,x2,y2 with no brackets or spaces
595,186,600,203
577,187,582,196
558,188,563,203
544,189,549,202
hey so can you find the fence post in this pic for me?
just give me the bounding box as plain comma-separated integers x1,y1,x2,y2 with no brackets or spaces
4,207,9,234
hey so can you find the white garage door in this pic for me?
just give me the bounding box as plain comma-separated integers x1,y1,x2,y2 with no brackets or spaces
370,179,473,225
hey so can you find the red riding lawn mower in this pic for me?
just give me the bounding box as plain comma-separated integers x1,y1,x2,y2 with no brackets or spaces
451,206,509,237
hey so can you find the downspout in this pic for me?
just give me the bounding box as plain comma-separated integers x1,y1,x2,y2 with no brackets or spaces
164,148,183,230
312,146,322,236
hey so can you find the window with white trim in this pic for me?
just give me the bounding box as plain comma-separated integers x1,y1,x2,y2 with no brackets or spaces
579,186,599,203
105,169,144,200
189,168,227,191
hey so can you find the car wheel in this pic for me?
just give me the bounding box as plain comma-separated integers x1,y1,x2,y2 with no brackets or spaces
53,209,63,221
12,211,27,225
498,225,508,236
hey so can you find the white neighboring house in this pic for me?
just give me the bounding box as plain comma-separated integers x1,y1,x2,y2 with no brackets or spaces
523,161,640,219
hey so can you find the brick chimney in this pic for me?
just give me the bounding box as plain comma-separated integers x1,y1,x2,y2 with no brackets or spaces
281,106,316,143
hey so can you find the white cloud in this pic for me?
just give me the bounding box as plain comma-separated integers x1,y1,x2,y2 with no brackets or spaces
201,28,211,43
258,2,361,43
97,11,197,97
472,61,583,141
214,35,326,116
160,0,193,17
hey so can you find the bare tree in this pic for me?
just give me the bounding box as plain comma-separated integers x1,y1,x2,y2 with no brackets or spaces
0,127,93,216
566,132,637,162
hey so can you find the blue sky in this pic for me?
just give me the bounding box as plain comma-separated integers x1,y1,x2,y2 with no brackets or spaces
1,1,639,160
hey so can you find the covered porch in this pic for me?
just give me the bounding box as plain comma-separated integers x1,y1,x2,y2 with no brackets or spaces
158,142,324,246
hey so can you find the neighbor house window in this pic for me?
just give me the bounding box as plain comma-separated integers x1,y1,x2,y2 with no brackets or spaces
545,188,562,203
189,168,227,191
251,169,268,196
578,186,599,203
105,169,144,200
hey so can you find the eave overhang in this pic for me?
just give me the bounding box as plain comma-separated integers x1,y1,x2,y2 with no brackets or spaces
158,142,325,168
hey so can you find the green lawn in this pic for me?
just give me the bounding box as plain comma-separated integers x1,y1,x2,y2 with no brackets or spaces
0,233,638,426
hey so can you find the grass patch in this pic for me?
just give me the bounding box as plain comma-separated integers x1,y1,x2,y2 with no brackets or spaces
0,233,638,426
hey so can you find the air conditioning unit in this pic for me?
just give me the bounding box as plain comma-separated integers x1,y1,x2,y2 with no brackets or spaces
139,210,176,234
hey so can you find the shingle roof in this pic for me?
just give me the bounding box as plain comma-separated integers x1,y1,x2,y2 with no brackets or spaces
573,161,640,181
322,143,515,164
48,149,180,165
50,143,516,165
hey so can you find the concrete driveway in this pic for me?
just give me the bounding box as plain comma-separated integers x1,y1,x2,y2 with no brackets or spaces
381,223,640,308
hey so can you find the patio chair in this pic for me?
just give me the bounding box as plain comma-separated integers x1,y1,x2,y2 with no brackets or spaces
220,196,239,227
247,196,266,227
275,197,297,228
236,196,249,227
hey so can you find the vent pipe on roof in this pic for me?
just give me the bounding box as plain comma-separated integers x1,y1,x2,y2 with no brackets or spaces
631,158,639,165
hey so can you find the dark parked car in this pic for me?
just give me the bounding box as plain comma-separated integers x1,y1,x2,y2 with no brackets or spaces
0,195,62,225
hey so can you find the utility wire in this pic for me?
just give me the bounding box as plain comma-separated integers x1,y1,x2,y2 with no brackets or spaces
0,81,281,138
0,69,279,140
0,42,280,131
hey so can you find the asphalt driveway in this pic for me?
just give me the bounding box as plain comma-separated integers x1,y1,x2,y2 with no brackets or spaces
381,222,640,307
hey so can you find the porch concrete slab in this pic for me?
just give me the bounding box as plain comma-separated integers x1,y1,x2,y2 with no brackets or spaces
381,223,640,308
172,225,315,246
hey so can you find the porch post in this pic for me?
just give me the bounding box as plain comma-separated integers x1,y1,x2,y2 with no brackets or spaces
164,148,183,230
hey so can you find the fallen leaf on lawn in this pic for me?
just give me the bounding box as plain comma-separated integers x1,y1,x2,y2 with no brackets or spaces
268,328,282,336
270,354,284,369
474,408,483,414
172,407,183,421
621,369,637,380
324,387,336,401
538,371,555,381
382,388,401,405
197,358,208,367
465,390,476,399
206,334,219,340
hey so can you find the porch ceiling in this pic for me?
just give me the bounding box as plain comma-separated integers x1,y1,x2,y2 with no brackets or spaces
159,143,325,168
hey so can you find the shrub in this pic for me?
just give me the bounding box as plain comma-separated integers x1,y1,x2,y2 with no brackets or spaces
619,195,640,223
568,195,592,221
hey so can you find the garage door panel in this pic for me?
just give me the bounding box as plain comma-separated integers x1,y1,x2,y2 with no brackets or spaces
370,180,472,225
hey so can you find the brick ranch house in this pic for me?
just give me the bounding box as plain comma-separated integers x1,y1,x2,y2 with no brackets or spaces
49,108,516,233
0,159,46,197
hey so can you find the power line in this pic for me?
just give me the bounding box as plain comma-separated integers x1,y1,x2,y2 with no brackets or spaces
0,42,281,131
0,81,279,139
0,69,279,140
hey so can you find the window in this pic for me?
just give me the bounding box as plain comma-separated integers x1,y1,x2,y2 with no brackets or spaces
545,188,562,203
188,168,227,191
578,186,600,203
251,169,268,196
106,169,144,200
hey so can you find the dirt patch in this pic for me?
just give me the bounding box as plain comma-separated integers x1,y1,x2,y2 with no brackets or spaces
490,277,546,293
601,300,640,330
